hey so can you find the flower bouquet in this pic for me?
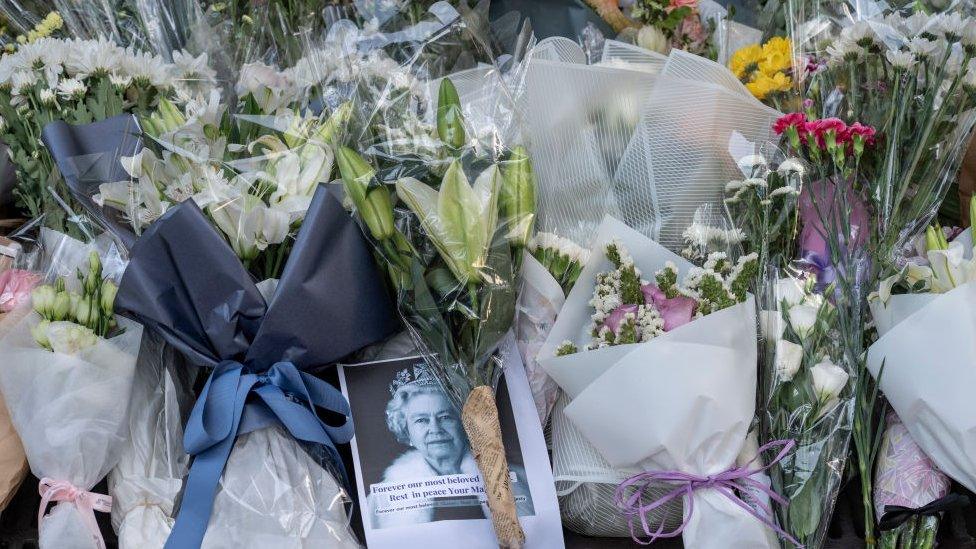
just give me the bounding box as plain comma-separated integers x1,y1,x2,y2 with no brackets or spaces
109,183,397,549
107,330,195,548
536,216,789,548
0,35,215,235
514,233,590,425
0,229,142,549
865,218,976,547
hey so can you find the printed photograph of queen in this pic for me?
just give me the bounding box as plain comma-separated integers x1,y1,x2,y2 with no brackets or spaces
344,358,534,530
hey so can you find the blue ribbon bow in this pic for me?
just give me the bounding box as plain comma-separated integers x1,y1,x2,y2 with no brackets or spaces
164,360,354,549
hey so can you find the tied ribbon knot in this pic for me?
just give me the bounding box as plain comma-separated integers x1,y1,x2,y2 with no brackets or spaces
878,493,972,531
614,439,802,548
164,360,354,549
38,478,112,549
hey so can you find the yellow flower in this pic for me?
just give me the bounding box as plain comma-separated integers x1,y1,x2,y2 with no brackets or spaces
729,43,764,80
745,71,792,100
759,36,793,76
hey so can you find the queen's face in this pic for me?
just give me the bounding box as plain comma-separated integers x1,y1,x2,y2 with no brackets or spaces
404,392,466,464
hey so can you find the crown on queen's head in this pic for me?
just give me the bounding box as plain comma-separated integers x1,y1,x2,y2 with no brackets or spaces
389,363,440,397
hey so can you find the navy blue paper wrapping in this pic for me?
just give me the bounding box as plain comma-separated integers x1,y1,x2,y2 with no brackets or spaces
113,183,399,548
42,114,143,249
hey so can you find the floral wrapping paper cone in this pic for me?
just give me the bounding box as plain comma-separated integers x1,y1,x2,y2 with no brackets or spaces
874,412,951,515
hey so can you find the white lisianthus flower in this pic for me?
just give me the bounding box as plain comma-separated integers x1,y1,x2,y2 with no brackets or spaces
46,322,99,354
637,25,669,54
775,339,804,382
776,277,806,307
811,358,849,417
787,303,818,339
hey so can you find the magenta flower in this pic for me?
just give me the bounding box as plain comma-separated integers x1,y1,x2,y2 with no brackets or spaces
843,122,877,146
806,117,848,147
604,304,640,335
0,269,42,313
773,112,808,136
641,283,697,331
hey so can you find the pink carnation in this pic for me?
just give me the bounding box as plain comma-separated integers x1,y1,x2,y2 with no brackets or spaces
0,269,41,313
773,112,808,136
806,117,848,147
843,122,877,145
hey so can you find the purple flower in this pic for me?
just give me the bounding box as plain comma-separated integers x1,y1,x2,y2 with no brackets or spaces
641,283,697,331
604,304,639,334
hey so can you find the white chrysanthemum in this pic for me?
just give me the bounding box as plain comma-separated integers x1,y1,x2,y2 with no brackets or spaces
886,50,916,69
56,77,86,100
777,157,806,177
39,88,56,105
826,38,863,63
964,59,976,89
769,186,799,198
908,37,940,60
10,70,37,94
841,21,877,46
903,12,933,38
936,12,967,42
962,22,976,49
65,37,124,78
124,51,171,88
172,50,217,86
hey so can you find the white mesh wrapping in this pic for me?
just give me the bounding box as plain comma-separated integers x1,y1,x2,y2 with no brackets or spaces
550,394,683,536
515,53,658,245
613,51,781,250
600,40,668,73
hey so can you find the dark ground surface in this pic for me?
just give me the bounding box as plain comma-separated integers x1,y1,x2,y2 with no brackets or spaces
2,472,976,548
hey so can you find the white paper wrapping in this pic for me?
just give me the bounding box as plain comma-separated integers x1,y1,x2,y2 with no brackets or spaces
867,280,976,493
539,216,774,549
514,254,565,425
108,332,194,549
0,310,142,549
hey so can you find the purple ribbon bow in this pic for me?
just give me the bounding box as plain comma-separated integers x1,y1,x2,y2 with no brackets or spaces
614,439,802,547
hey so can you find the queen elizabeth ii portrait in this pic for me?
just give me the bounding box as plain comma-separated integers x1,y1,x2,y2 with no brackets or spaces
368,364,533,529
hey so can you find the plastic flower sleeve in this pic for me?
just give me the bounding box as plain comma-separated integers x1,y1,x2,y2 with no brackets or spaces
108,331,196,548
0,229,143,549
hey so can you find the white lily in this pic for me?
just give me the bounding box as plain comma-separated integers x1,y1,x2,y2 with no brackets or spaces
396,161,501,285
265,143,334,219
926,240,976,292
209,193,291,260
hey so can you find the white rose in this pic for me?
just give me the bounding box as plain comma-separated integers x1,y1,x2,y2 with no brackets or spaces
811,359,849,416
776,277,806,307
637,25,670,54
787,304,818,339
775,340,804,382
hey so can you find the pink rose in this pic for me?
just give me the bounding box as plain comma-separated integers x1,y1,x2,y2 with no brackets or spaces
0,269,42,313
604,304,640,335
641,283,697,331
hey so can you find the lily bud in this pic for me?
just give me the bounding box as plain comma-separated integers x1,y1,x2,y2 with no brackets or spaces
157,97,186,132
100,280,117,315
926,225,945,252
500,146,536,248
336,147,395,240
316,102,353,145
436,78,465,150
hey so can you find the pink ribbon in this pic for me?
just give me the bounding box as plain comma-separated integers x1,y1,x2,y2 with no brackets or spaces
38,478,112,549
614,439,802,547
